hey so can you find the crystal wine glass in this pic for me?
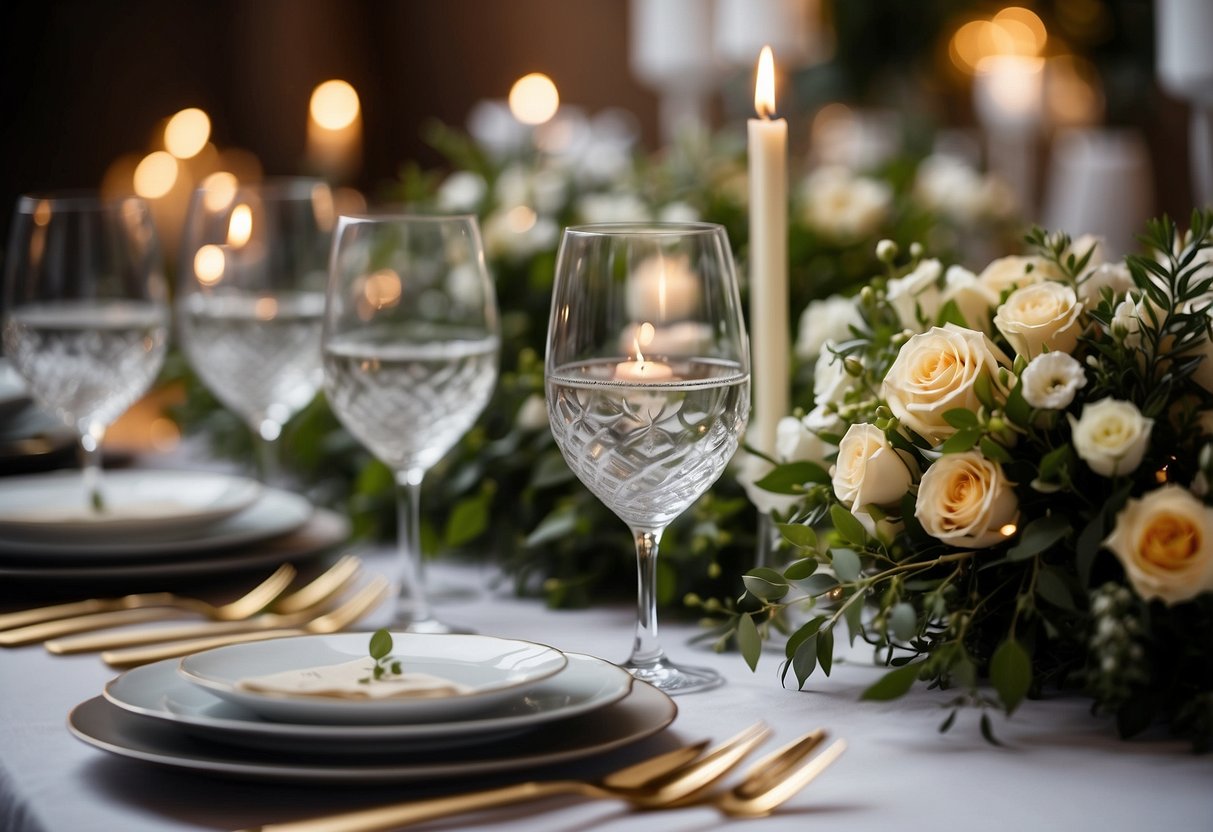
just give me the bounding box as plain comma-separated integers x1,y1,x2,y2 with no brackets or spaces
177,178,334,482
2,193,169,508
545,223,750,694
322,214,499,632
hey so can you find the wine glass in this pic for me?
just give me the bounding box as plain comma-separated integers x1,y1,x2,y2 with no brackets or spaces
177,178,334,482
1,193,169,508
322,214,499,632
545,223,750,694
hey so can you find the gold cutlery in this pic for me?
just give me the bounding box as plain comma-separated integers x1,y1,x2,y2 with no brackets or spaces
44,555,363,655
235,722,773,832
102,575,391,669
708,733,847,818
0,564,297,647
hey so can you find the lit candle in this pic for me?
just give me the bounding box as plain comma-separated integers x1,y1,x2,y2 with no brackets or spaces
615,322,675,382
747,45,789,458
973,55,1043,212
306,79,362,183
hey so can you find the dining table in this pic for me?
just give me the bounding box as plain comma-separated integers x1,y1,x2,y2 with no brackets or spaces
1,539,1212,832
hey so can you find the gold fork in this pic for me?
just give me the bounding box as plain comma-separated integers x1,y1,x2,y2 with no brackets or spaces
0,564,297,647
234,722,772,832
102,575,391,669
44,555,362,654
709,732,847,818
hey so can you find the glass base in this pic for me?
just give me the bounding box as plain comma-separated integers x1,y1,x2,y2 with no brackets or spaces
623,656,724,695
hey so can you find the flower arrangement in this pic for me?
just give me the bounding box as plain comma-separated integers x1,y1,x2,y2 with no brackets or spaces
706,212,1213,750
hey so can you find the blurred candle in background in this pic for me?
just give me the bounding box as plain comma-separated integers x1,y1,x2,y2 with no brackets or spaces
306,79,362,183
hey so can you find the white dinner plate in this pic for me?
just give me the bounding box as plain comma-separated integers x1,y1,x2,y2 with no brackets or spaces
0,470,262,544
105,652,633,754
0,486,312,560
69,678,675,783
179,633,569,725
0,508,347,582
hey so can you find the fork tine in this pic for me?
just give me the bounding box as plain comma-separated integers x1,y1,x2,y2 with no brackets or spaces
270,556,361,615
598,740,710,790
644,721,772,804
731,728,827,799
722,739,847,817
222,564,298,618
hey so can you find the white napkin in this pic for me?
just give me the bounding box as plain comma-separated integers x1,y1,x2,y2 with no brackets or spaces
237,658,474,700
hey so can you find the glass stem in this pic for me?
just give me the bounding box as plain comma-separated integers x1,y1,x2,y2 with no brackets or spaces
394,468,433,624
630,527,667,667
755,510,776,569
255,418,282,485
79,423,106,513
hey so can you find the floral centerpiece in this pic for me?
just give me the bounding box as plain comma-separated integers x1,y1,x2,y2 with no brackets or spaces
708,212,1213,750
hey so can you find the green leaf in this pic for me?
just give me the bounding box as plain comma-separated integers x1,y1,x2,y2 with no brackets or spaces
743,568,790,601
974,371,996,410
784,557,819,581
784,616,825,659
369,629,393,661
530,453,575,488
1075,515,1105,588
990,638,1032,715
792,634,818,688
943,408,979,429
861,661,923,701
1005,382,1031,427
831,547,862,582
444,486,493,548
978,436,1012,464
1035,567,1074,610
890,602,917,641
524,507,578,547
1038,445,1072,481
980,713,1004,746
816,627,834,676
941,427,982,454
754,461,831,494
844,591,865,644
830,505,868,546
936,298,971,329
1007,515,1070,561
939,709,958,733
737,613,762,672
801,574,840,595
779,524,817,550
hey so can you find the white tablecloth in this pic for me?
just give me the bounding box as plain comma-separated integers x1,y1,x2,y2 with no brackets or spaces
1,548,1210,832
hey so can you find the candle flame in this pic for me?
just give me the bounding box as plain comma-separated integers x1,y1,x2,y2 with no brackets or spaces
509,73,560,125
755,46,776,119
633,321,656,363
227,204,253,247
310,80,360,131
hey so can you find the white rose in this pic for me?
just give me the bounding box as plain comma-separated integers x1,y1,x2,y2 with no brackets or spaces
657,201,700,223
802,166,892,241
575,192,650,224
831,424,914,509
1019,352,1087,410
1067,234,1105,273
1104,485,1213,605
813,346,854,407
515,394,550,431
739,417,833,515
436,171,487,212
978,255,1064,297
1068,398,1153,477
882,324,1012,445
915,450,1019,548
796,296,862,360
887,259,944,326
993,281,1084,359
942,265,999,332
803,402,844,437
1078,262,1135,306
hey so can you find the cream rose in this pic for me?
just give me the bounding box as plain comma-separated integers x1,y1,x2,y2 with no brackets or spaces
942,265,999,332
915,450,1019,548
813,345,855,407
831,423,914,510
886,258,943,326
1104,485,1213,605
1077,262,1134,306
978,255,1064,297
993,281,1084,359
796,297,863,360
1019,352,1087,410
881,324,1012,445
1068,398,1153,477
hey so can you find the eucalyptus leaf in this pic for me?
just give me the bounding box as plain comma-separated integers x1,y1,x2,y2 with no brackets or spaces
743,568,790,601
941,427,982,454
784,557,819,581
792,634,817,687
1007,515,1070,561
890,602,917,641
861,661,923,701
737,613,762,672
830,505,868,546
1035,567,1074,610
990,638,1032,715
779,524,818,550
754,461,831,494
369,629,393,661
816,627,834,676
831,547,862,582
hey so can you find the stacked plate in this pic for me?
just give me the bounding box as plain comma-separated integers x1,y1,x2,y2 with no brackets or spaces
69,633,677,783
0,469,349,583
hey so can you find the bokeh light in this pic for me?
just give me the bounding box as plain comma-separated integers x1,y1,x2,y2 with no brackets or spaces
310,80,361,130
508,73,560,125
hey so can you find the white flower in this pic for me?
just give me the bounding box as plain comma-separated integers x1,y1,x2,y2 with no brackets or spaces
739,416,833,515
795,296,862,360
482,208,559,261
575,192,650,224
978,255,1063,297
887,259,944,326
914,155,1019,223
802,166,892,241
882,324,1012,445
494,165,531,207
813,346,854,407
941,265,999,332
994,281,1084,359
1104,485,1213,605
657,202,700,223
531,168,569,215
915,450,1019,548
1020,352,1087,410
436,171,487,212
803,402,845,437
1110,297,1143,347
1079,262,1135,306
515,394,549,431
831,424,914,510
876,239,898,261
1068,398,1153,477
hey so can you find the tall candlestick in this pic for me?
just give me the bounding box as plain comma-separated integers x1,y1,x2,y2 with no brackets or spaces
747,45,789,458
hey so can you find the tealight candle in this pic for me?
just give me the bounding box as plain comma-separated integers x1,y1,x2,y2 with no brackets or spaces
615,321,675,381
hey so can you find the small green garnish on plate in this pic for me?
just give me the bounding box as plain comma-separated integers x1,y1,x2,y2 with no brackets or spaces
360,628,404,683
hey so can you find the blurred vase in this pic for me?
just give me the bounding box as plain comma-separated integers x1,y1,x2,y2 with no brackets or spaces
1155,0,1213,207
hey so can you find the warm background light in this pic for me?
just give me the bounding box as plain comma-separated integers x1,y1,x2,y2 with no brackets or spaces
949,6,1047,75
164,108,211,159
132,151,179,199
193,244,226,285
508,73,560,125
227,203,253,246
201,171,239,211
309,80,360,130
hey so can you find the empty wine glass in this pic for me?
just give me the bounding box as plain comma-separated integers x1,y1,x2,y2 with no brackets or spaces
1,193,169,508
323,214,499,632
178,178,334,482
545,223,750,694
